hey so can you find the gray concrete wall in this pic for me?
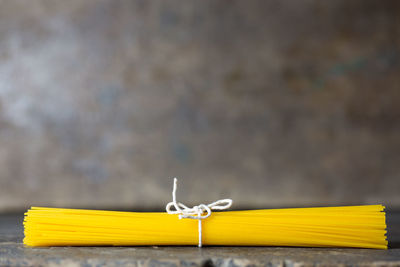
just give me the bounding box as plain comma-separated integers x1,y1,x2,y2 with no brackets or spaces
0,0,399,211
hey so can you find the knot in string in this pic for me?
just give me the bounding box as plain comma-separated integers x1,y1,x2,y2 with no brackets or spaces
165,178,232,247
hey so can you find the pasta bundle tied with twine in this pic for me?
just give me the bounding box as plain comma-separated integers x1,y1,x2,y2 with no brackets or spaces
24,178,387,249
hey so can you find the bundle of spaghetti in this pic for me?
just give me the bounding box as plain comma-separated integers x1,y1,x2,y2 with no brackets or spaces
23,205,387,249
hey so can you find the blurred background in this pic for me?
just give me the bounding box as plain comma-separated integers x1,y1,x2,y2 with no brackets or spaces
0,0,399,212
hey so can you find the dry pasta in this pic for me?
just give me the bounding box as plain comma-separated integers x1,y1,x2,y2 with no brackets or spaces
23,205,387,249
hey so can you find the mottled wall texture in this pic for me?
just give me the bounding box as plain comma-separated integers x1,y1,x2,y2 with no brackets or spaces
0,0,399,211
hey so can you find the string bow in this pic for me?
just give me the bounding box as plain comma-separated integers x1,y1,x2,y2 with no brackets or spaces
165,178,232,247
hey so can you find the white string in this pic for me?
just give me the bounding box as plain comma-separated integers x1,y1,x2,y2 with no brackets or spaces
165,178,233,247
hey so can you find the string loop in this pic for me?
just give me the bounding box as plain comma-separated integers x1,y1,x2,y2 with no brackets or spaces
165,178,232,247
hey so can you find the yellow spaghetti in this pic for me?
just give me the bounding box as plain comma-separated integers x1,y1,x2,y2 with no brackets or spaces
24,205,387,249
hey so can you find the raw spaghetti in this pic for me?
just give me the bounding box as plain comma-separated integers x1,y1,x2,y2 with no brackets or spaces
23,205,387,249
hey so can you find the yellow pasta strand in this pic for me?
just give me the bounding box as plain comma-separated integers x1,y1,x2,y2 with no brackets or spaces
23,205,387,249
